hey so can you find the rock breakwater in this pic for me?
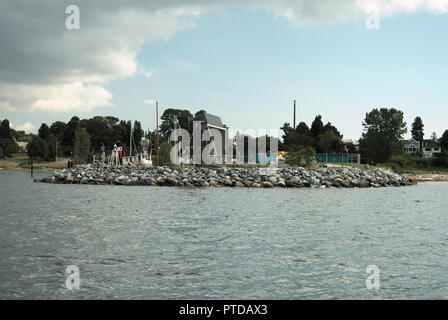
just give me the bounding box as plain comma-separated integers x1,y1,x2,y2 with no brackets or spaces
35,165,416,188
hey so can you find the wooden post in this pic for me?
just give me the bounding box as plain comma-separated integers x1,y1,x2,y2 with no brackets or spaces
30,159,33,178
156,101,159,167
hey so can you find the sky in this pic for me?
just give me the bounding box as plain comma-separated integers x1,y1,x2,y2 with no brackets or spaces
0,0,447,140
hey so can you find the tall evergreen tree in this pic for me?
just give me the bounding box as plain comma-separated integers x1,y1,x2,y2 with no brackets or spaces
411,116,424,152
133,120,143,152
295,122,310,135
310,115,324,138
38,123,51,140
0,119,12,139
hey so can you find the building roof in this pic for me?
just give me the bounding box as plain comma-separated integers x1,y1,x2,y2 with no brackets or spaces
423,140,440,148
199,112,225,128
404,138,418,146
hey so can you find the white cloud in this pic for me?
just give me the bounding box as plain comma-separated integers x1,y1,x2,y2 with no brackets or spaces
0,2,202,113
32,82,113,112
0,82,113,113
15,122,35,132
0,0,446,114
356,0,448,15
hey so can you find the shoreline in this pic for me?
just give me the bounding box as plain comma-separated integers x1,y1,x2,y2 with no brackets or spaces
34,165,416,189
0,167,52,172
3,166,448,183
404,174,448,182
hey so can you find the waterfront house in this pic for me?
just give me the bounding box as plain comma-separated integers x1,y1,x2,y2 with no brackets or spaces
422,139,442,158
403,138,441,157
404,138,420,154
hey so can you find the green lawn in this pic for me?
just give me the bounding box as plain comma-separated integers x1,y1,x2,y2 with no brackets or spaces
0,153,69,170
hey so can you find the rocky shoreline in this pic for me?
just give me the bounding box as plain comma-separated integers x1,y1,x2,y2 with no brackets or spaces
34,165,416,188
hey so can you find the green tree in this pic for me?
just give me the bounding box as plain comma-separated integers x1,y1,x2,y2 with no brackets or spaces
27,136,41,160
441,130,448,153
11,129,27,141
281,123,294,139
0,138,19,158
310,115,324,138
159,108,193,139
27,136,48,161
285,146,316,167
0,119,12,139
362,108,407,140
359,131,391,164
82,116,110,153
280,122,313,151
133,120,143,152
0,119,19,158
50,121,66,139
45,133,57,161
159,141,172,165
323,122,342,138
295,122,310,135
360,108,407,164
62,116,80,155
74,127,91,164
38,123,51,140
193,110,207,121
319,130,340,153
411,116,424,152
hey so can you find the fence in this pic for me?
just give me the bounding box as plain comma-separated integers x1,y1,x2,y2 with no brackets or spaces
315,153,360,164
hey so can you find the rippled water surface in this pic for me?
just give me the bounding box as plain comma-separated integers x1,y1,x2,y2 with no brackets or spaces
0,170,447,299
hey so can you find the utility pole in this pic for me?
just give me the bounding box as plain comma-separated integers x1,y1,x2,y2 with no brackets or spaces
74,125,80,164
129,121,133,160
293,99,296,130
156,101,159,167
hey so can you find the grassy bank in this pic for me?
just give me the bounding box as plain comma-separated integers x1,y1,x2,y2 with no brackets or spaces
381,154,448,175
0,153,68,170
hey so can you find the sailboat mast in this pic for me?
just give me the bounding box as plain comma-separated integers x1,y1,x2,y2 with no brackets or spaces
130,121,133,158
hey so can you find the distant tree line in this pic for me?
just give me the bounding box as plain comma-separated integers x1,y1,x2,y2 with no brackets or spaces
3,106,448,168
280,115,346,153
0,116,143,164
33,116,144,163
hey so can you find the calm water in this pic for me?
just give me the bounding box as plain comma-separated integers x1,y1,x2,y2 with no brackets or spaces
0,170,447,299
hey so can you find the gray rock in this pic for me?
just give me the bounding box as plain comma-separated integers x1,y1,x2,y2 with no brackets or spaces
166,177,179,186
262,181,274,188
80,177,88,184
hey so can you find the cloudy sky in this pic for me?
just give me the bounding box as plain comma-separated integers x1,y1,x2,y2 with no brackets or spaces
0,0,447,139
